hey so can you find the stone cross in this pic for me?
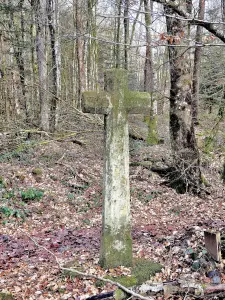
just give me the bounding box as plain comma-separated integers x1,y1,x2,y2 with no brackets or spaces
82,69,150,268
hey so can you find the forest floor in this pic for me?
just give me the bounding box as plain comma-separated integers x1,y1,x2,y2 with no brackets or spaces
0,112,225,300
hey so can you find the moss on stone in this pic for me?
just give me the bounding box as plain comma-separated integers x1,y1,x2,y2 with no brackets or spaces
132,258,162,285
15,173,26,182
114,288,130,300
32,168,43,176
100,228,132,269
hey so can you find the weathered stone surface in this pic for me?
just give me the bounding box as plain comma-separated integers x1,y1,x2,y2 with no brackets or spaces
204,231,221,262
82,69,150,268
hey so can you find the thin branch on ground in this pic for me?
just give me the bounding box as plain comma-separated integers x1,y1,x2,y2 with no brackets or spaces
17,229,153,300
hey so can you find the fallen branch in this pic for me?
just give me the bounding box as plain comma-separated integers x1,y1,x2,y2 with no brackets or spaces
205,284,225,294
18,229,153,300
61,267,153,300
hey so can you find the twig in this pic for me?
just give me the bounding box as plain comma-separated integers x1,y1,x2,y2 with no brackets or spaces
18,229,153,300
61,267,152,300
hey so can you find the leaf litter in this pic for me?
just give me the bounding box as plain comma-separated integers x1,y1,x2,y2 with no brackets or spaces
0,132,225,299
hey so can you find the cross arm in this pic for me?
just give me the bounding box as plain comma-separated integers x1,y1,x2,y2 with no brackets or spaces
82,91,112,114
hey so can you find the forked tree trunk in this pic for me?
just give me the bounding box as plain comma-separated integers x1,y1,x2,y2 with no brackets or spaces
165,1,202,194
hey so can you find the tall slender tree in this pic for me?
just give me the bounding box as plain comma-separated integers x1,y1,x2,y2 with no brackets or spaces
8,0,30,122
87,0,98,90
124,0,129,70
47,0,61,132
192,0,205,125
34,0,49,131
114,0,123,68
143,0,158,144
75,0,86,108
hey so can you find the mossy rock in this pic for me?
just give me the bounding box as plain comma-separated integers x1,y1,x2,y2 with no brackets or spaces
0,292,14,300
114,288,130,300
132,258,162,285
61,260,84,279
32,168,43,176
102,259,162,288
15,173,26,182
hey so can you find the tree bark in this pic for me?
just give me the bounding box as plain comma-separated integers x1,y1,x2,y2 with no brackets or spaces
47,0,61,132
8,0,30,122
192,0,205,125
124,0,129,70
87,0,98,90
165,1,202,193
75,0,86,109
144,0,158,145
35,0,49,131
114,0,123,68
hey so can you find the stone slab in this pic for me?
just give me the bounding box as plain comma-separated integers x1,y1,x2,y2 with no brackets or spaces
204,231,221,262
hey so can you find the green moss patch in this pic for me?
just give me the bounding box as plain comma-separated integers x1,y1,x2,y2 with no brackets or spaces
114,288,130,300
97,259,162,290
100,229,132,268
32,168,43,176
132,258,162,285
105,275,137,287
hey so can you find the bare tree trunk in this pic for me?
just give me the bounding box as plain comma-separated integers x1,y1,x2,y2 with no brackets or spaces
192,0,205,125
165,1,202,194
35,0,49,131
87,0,98,90
75,0,86,109
221,0,225,118
30,0,38,122
114,0,123,68
47,0,61,132
130,0,144,46
222,0,225,24
8,0,30,123
144,0,158,144
124,0,129,70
